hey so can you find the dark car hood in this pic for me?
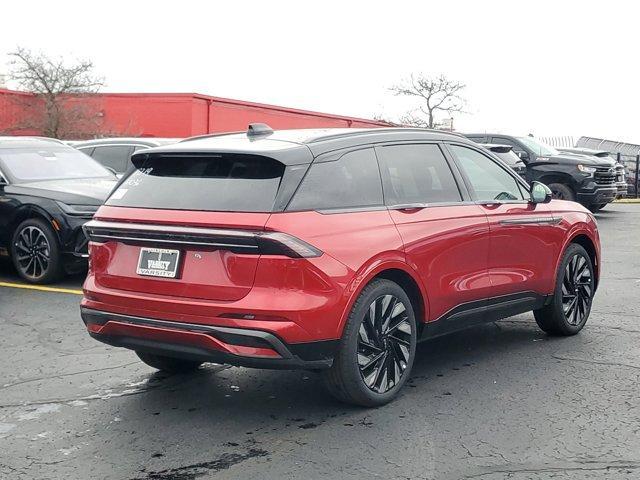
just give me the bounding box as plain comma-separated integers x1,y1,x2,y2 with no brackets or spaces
539,152,615,167
5,177,117,205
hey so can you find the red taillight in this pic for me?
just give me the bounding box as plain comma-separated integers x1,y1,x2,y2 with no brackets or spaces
83,220,322,259
255,231,322,258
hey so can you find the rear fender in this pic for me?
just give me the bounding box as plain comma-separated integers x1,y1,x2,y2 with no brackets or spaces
336,255,429,338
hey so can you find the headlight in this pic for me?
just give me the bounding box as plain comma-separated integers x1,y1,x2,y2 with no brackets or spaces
55,201,100,216
577,164,596,175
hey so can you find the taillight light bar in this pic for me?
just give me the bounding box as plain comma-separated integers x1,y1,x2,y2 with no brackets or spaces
82,220,322,258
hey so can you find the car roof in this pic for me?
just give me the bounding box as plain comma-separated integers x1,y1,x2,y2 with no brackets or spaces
0,136,67,149
136,127,471,165
73,137,181,148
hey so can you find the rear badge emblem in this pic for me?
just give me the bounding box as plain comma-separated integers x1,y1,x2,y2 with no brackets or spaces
194,253,203,259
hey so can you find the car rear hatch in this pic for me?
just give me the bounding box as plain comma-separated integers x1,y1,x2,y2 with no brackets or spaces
85,148,312,302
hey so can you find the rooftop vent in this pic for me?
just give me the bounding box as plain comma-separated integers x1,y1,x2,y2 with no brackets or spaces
247,123,274,137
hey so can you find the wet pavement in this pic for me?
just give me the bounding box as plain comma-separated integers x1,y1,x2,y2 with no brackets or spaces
1,203,639,479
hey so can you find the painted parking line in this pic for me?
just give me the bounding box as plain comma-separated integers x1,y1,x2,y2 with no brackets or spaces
0,281,83,295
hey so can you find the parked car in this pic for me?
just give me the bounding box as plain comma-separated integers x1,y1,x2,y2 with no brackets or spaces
0,137,117,283
557,146,627,202
73,138,179,177
481,144,527,179
465,134,618,211
81,125,600,406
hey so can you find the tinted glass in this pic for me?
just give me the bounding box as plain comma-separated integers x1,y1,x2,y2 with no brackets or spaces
449,145,525,201
494,150,523,166
106,153,286,212
517,137,559,156
288,148,382,211
92,145,132,173
492,137,527,155
376,144,461,204
78,146,94,157
0,147,113,182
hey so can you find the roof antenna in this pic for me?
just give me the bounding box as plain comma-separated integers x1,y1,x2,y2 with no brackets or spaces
247,123,274,137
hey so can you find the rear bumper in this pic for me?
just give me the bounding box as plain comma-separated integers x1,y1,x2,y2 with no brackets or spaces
81,307,337,370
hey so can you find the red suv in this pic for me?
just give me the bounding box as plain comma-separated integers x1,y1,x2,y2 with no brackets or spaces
81,125,600,406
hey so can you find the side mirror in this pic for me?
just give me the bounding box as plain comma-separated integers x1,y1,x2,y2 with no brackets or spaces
517,151,530,162
530,181,552,204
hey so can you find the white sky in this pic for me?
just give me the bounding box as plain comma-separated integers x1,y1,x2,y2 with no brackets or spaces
2,0,639,143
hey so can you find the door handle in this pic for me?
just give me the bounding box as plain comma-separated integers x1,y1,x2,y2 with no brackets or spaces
392,203,427,211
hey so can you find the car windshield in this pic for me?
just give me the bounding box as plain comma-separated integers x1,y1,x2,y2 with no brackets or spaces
0,147,113,182
517,137,559,156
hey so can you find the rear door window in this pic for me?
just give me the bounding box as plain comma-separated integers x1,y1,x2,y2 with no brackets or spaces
78,146,94,157
92,145,133,173
449,145,525,201
106,153,286,212
376,144,461,205
287,148,383,211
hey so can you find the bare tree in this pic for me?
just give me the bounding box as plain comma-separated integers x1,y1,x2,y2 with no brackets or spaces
389,74,466,129
7,47,105,138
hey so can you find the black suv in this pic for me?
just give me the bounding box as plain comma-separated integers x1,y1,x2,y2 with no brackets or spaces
72,138,179,177
0,137,117,283
465,134,617,211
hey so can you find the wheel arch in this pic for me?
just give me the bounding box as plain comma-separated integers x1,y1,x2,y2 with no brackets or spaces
538,173,577,192
337,260,429,338
7,205,61,249
568,233,599,291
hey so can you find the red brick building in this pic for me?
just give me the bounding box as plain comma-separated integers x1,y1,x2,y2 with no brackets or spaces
0,88,388,138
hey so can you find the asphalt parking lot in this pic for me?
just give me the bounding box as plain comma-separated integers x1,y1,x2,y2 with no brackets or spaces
1,203,639,480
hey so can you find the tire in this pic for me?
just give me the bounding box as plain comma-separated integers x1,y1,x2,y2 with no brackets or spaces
548,183,575,202
10,218,63,284
136,351,203,373
588,203,606,212
321,279,417,407
534,244,595,336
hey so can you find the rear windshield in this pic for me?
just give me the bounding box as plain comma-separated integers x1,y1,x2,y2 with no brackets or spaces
106,153,286,212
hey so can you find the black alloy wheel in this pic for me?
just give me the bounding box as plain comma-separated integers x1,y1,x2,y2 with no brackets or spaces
321,279,417,407
15,225,51,279
561,253,593,326
534,243,594,336
357,294,412,393
11,218,63,284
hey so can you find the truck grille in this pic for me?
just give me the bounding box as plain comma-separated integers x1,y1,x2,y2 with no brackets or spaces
594,166,616,185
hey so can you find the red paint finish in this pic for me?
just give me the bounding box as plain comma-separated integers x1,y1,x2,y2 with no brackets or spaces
0,88,389,138
83,199,600,364
481,202,565,297
389,204,492,321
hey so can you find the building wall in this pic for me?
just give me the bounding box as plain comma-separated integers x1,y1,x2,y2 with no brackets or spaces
0,88,41,135
0,88,388,138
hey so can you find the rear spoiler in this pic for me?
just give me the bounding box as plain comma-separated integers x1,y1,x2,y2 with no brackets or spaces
482,144,513,154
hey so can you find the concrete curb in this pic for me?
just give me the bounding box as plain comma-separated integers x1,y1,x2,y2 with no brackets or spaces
614,198,640,203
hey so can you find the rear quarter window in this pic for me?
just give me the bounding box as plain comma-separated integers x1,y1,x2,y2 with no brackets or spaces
106,153,286,212
287,148,383,211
